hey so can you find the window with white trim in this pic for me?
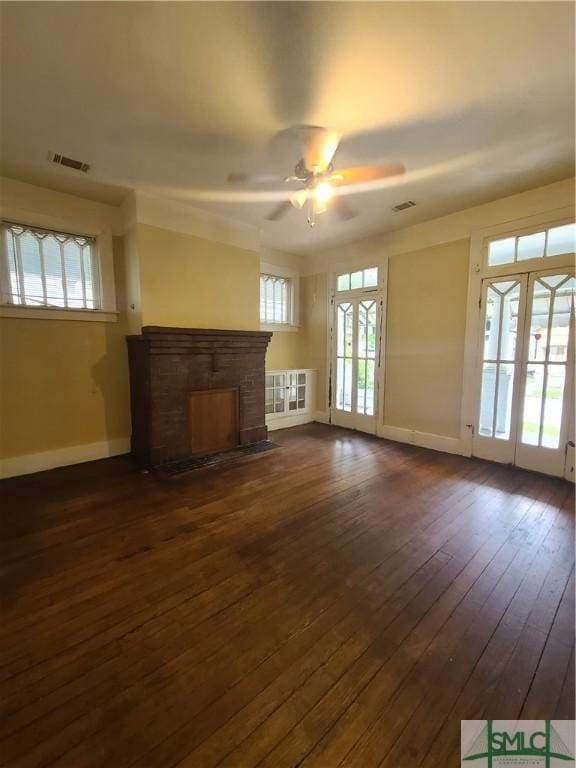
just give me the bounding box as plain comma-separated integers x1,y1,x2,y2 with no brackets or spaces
336,267,378,292
260,273,291,324
1,221,100,309
487,222,576,267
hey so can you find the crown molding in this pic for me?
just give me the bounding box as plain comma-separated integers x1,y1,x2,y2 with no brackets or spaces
120,190,261,253
0,175,123,235
305,177,575,274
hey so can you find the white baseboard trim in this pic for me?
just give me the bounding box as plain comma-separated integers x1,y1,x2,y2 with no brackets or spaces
267,409,330,432
0,437,131,479
267,413,314,431
312,410,330,424
379,425,465,456
0,424,464,478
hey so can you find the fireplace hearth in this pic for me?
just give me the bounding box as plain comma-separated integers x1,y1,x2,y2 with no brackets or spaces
127,326,272,469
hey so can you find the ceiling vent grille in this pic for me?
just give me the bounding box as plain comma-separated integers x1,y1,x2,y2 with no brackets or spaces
392,200,416,212
48,152,90,173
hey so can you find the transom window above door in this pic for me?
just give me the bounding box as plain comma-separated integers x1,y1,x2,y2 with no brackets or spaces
487,222,575,267
336,267,378,292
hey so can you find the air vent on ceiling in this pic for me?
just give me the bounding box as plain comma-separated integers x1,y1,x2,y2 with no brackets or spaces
392,200,416,212
48,151,90,173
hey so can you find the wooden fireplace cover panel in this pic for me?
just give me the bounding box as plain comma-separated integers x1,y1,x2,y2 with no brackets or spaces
188,388,239,456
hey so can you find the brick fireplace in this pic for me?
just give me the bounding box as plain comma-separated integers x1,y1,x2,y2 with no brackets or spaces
127,326,272,468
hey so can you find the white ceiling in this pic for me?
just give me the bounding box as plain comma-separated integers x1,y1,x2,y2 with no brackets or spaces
1,2,574,254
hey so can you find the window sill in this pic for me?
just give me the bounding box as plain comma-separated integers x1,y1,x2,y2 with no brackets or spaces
0,305,119,323
260,322,300,333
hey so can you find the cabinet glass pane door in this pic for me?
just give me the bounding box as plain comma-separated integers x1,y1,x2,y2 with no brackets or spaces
333,296,380,433
265,373,285,414
288,372,306,411
265,371,309,417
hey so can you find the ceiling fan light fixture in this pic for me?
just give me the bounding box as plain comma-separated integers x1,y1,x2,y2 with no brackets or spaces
240,125,403,226
290,188,309,209
314,181,333,205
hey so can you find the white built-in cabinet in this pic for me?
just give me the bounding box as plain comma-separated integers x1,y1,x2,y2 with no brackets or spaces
265,369,316,430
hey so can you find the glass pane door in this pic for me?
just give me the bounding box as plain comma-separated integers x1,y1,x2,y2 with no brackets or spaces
336,301,354,412
332,295,381,433
515,270,575,476
473,276,527,464
357,300,377,416
473,268,575,477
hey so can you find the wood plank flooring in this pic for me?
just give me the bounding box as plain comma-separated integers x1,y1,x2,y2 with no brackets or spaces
1,424,574,768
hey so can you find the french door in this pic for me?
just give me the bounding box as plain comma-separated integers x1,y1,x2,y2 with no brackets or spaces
516,270,575,476
331,294,382,433
473,267,575,478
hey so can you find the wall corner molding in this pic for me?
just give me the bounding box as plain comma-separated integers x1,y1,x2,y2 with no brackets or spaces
312,410,330,425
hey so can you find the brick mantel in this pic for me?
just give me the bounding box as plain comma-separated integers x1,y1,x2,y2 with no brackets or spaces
127,326,272,468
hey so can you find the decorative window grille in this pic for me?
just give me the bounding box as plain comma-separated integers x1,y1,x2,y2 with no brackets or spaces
487,222,576,267
260,273,291,324
336,267,378,292
1,222,100,309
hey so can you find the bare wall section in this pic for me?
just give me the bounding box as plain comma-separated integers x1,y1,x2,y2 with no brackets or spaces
136,223,260,331
384,239,469,438
302,273,328,413
0,237,131,460
266,324,306,370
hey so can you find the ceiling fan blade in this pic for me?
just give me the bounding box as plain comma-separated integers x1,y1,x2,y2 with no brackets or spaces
266,201,292,221
227,173,282,184
299,126,341,173
330,163,405,186
333,196,357,221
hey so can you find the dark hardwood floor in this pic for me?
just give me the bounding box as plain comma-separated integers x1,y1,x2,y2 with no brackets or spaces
1,424,574,768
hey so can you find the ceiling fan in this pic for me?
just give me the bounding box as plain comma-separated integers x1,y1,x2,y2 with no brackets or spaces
228,126,405,226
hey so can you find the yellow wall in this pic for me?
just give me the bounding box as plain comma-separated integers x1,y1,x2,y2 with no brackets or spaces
302,273,328,411
298,242,470,432
3,176,572,468
263,273,328,410
0,237,131,459
134,221,317,387
384,239,469,438
0,203,308,465
306,179,574,438
134,223,314,372
266,330,305,370
123,225,142,334
264,272,312,371
135,223,260,330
